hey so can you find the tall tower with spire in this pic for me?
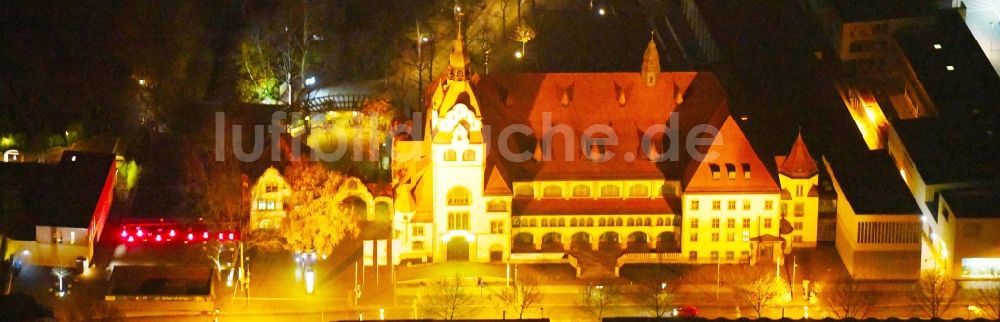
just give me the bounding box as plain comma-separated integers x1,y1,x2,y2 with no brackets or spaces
775,130,821,248
420,15,502,263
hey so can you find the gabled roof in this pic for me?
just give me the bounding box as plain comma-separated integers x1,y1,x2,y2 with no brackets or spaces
483,160,512,196
682,116,780,193
777,131,819,178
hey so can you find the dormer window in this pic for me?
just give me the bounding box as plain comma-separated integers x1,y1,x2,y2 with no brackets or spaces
725,163,736,180
586,138,608,161
742,163,751,179
709,164,721,180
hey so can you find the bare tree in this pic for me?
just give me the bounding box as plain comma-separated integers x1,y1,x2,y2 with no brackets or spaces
818,278,876,319
911,268,958,318
579,280,621,321
630,279,678,318
421,276,478,320
977,273,1000,319
494,275,543,319
737,274,790,319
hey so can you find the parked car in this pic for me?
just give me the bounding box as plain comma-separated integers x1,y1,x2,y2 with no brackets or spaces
673,305,699,317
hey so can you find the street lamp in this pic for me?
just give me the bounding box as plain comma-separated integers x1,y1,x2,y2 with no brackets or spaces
305,77,316,86
598,8,606,16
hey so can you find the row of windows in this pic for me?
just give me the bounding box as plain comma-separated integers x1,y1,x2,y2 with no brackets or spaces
708,163,751,180
690,230,751,242
513,216,672,228
690,250,751,261
256,200,277,210
691,217,764,229
690,199,774,211
443,149,476,161
447,212,470,230
517,183,667,199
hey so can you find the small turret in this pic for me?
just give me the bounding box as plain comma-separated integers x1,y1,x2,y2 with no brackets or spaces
641,32,660,87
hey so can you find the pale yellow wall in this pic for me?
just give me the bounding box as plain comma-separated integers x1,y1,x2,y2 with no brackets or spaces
778,174,820,247
250,168,291,230
680,192,780,263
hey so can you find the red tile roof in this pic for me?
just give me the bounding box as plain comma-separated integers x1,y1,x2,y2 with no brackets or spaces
512,197,678,215
777,132,819,178
682,116,780,193
475,72,729,181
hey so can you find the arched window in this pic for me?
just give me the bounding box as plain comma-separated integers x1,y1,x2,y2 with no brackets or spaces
615,218,623,226
599,218,607,226
512,218,521,227
586,218,594,226
447,187,471,206
529,219,537,227
629,184,649,197
558,218,565,226
656,218,664,226
541,218,549,227
644,218,652,226
543,185,563,198
570,218,578,226
462,149,476,161
444,150,457,161
515,185,534,198
572,185,591,198
600,185,621,198
487,199,507,212
627,218,635,226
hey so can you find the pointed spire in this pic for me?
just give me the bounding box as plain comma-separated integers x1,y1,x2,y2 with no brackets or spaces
448,6,467,82
642,30,660,86
779,130,819,178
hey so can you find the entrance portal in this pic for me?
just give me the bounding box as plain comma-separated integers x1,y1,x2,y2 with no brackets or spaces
447,236,470,261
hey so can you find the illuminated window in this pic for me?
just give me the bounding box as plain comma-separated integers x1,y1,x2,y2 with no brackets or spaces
690,218,699,229
690,200,700,211
462,149,476,161
600,185,620,198
764,218,773,229
946,65,955,71
412,226,424,235
709,164,721,179
447,187,471,206
743,200,751,210
742,231,750,242
515,185,534,197
448,212,470,230
487,199,508,212
265,185,278,193
712,200,721,210
543,185,563,198
933,43,942,49
727,200,737,210
629,184,649,197
689,251,698,260
794,202,804,217
712,233,720,241
742,163,751,179
727,232,735,242
712,218,720,228
742,218,751,228
765,200,774,210
690,233,698,242
727,218,736,229
490,220,505,234
725,164,736,180
572,185,591,198
541,218,549,227
444,150,457,161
